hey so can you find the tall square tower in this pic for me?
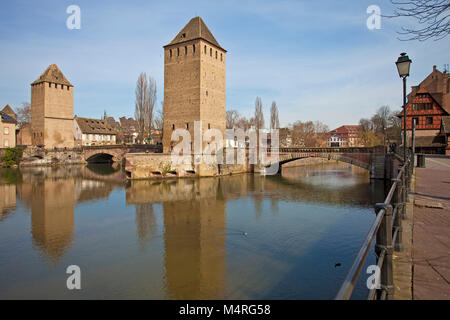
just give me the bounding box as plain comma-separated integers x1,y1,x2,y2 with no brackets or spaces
31,64,74,149
163,17,226,153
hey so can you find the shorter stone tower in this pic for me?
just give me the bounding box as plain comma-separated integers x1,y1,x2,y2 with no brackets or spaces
31,64,74,149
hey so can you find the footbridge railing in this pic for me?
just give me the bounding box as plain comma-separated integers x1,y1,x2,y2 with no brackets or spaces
335,154,411,300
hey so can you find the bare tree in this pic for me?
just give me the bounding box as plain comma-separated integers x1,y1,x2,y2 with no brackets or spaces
15,102,31,127
135,73,147,143
359,118,373,132
254,97,265,130
236,116,251,131
226,110,241,129
153,101,164,130
387,0,450,41
145,77,157,137
134,73,157,143
270,101,280,130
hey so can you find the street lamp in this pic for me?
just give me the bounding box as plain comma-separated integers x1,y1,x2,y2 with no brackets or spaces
395,52,412,164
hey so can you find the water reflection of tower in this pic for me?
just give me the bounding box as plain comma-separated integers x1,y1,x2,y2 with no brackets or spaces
30,178,75,263
163,191,226,299
135,203,157,250
0,184,16,221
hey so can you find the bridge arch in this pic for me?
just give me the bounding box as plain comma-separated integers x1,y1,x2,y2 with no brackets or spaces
277,155,369,170
266,151,373,174
85,153,115,163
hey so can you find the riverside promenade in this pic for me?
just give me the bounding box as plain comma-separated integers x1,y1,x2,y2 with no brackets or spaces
411,157,450,299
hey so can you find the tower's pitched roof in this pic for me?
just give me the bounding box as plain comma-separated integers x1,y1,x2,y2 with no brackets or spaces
165,16,225,51
31,64,73,87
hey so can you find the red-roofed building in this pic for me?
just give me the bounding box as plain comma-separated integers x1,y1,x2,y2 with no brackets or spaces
327,125,362,147
398,65,450,154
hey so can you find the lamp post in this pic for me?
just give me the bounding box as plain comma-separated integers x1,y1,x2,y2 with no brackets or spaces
395,52,412,164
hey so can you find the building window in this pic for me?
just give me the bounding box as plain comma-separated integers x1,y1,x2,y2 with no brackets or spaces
4,139,9,147
61,85,64,89
177,47,179,56
49,83,51,87
215,51,217,59
221,53,223,61
185,46,187,55
55,83,57,88
186,123,189,129
208,123,211,129
67,86,69,90
206,90,208,96
210,48,212,56
170,49,172,58
413,118,419,126
172,124,175,130
193,44,195,54
426,117,433,125
4,127,9,135
204,45,206,54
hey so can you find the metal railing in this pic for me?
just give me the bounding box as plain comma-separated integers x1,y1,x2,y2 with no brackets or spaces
335,154,411,300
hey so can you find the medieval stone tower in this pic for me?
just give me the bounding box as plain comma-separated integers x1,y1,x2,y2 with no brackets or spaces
163,17,226,153
31,64,74,149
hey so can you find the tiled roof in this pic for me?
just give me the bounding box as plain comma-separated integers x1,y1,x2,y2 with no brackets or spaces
1,104,17,119
330,125,362,135
165,16,225,51
31,64,73,86
75,117,116,135
0,111,17,124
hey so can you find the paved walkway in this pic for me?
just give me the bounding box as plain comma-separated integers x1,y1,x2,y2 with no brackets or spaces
412,158,450,299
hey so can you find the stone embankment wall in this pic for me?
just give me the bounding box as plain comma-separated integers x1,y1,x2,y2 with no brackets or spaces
20,146,86,166
124,153,251,179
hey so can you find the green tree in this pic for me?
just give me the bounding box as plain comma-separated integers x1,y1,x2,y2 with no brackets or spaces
1,148,23,167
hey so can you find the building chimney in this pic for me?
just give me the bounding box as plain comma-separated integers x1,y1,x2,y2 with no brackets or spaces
433,65,437,71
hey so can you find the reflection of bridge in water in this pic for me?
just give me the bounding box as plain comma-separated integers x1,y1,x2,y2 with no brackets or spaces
126,167,385,208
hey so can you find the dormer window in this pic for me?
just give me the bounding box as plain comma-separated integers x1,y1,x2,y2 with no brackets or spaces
181,33,186,38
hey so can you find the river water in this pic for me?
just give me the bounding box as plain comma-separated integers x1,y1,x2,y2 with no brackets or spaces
0,162,386,299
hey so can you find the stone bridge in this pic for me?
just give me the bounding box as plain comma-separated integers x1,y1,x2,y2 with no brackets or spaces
22,144,163,165
262,146,396,179
81,144,162,162
124,145,399,180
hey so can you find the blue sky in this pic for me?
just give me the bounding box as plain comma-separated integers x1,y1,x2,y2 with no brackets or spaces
0,0,449,129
